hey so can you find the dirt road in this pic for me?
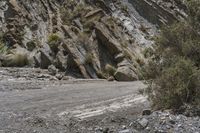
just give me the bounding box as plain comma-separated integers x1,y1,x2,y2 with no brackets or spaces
0,68,148,132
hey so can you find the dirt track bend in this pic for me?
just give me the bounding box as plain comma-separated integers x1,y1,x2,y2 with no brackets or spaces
0,81,147,118
0,68,148,132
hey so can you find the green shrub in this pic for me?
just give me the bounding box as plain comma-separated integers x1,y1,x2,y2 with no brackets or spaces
48,34,61,53
0,43,8,54
121,5,128,12
187,0,200,29
96,70,107,79
136,57,145,66
2,49,29,67
105,64,117,76
143,0,200,111
145,58,200,109
48,34,61,43
0,33,8,54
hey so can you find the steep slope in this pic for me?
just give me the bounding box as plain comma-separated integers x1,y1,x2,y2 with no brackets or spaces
0,0,185,80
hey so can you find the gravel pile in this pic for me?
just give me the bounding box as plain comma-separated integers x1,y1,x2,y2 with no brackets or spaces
132,111,200,133
84,110,200,133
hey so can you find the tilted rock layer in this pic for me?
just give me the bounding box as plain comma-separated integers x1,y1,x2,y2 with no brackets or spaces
0,0,185,80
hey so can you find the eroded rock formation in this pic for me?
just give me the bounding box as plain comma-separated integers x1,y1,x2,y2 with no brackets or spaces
0,0,185,81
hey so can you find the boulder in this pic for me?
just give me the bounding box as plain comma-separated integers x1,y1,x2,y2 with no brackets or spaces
55,73,64,80
114,66,137,81
39,44,53,69
40,49,52,69
107,76,115,81
26,41,36,51
138,118,149,128
55,50,68,71
33,52,41,67
48,65,58,76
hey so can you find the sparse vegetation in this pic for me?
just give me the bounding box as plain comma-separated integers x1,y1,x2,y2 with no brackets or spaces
139,24,148,33
105,64,117,76
143,0,200,111
84,53,94,65
136,57,145,66
121,5,128,12
60,1,89,26
26,40,37,51
2,49,29,67
48,34,61,53
96,70,107,79
0,43,8,54
104,17,118,30
48,34,61,43
82,11,103,33
0,33,8,54
78,32,89,45
123,49,132,60
143,47,154,58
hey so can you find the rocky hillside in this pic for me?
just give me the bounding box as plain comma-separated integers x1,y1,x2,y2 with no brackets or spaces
0,0,186,81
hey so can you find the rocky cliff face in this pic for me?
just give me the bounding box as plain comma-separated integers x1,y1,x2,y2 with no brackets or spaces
0,0,185,80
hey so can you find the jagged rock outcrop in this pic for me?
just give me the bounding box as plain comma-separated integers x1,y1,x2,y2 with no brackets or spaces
0,0,185,80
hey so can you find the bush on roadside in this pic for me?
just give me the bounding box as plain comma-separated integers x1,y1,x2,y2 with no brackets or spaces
143,0,200,111
144,57,200,109
2,49,29,67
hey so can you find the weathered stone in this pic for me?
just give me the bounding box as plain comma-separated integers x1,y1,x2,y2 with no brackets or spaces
55,73,63,80
85,9,104,19
115,53,125,62
40,49,52,69
62,76,70,80
107,76,115,81
48,65,57,76
55,51,68,71
138,118,149,128
114,67,137,81
73,19,83,31
62,40,90,78
33,52,41,67
119,129,133,133
95,22,122,55
102,127,109,133
26,41,36,51
93,0,111,13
